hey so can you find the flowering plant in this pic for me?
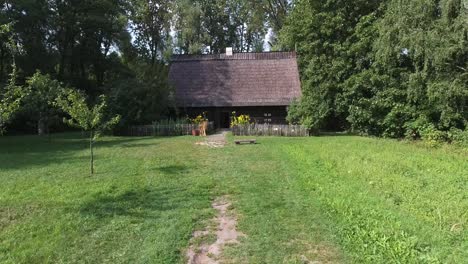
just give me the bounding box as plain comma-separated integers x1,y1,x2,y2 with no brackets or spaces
191,112,208,124
230,112,252,127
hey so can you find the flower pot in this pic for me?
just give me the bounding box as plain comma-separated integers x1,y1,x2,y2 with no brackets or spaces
192,129,200,136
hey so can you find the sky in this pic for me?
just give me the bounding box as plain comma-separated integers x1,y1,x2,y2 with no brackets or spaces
263,28,274,52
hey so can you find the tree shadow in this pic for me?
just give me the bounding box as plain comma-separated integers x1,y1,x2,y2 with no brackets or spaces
317,131,358,137
156,165,189,175
79,186,195,220
0,134,157,171
118,142,160,148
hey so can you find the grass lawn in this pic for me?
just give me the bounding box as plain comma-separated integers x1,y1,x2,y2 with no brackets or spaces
0,133,466,263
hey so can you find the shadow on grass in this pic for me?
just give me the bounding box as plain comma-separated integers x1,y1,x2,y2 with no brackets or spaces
156,165,189,175
0,133,158,171
79,187,195,219
317,131,358,137
118,142,160,148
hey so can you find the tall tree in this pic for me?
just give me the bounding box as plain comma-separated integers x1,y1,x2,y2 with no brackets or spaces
0,65,24,135
370,0,468,136
130,0,173,64
226,0,266,52
49,0,128,90
282,0,467,137
0,23,24,134
173,0,267,54
0,14,12,82
252,0,291,46
173,0,207,54
281,0,384,130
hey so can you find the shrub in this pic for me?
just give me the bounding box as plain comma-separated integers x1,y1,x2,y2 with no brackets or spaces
420,125,447,148
191,112,208,125
382,105,414,138
230,112,252,127
404,118,467,148
192,115,205,124
447,128,468,149
404,116,431,140
286,97,328,132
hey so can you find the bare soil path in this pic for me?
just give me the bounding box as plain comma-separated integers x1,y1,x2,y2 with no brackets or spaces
195,130,228,148
187,196,244,264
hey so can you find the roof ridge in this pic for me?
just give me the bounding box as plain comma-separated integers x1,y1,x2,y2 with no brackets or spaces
170,51,296,62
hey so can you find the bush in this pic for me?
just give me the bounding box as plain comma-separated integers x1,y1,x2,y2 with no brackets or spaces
404,118,467,148
286,97,328,134
230,112,252,127
420,125,447,148
404,116,431,140
382,105,413,138
447,128,468,149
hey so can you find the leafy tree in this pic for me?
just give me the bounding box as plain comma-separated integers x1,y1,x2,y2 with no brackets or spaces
173,0,267,54
2,0,52,78
280,0,384,131
0,65,24,135
372,0,467,136
129,0,173,64
252,0,291,46
55,89,120,174
226,0,267,52
282,0,467,140
107,61,173,128
173,0,207,54
0,23,25,135
0,22,13,82
23,71,62,135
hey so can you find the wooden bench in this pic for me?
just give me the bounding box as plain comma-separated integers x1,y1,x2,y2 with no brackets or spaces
234,139,256,145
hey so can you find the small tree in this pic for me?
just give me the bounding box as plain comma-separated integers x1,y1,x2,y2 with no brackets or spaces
56,89,120,174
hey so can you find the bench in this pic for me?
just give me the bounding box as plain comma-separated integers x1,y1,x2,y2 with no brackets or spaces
234,139,256,145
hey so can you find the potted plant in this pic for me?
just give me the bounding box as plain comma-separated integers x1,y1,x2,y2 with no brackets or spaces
191,114,205,136
192,128,200,136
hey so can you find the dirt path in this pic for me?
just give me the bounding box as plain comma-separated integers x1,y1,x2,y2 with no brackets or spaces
195,131,228,148
187,197,243,264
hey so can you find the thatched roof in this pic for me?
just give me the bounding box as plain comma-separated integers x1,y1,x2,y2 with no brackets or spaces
169,52,301,107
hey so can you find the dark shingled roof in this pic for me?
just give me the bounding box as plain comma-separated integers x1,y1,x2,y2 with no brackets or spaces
169,51,301,107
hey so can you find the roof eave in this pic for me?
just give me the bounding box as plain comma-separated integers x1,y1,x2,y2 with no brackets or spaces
176,101,297,108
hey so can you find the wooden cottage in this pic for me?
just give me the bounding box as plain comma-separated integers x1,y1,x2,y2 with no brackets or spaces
169,51,302,128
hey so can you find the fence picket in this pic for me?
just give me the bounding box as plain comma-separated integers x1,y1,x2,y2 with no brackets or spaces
123,122,214,137
232,124,308,137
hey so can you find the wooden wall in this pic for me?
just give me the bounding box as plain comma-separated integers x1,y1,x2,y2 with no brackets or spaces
180,106,289,128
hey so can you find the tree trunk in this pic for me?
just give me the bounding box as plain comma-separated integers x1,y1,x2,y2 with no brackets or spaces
90,130,94,174
38,114,46,136
58,43,67,79
0,47,4,81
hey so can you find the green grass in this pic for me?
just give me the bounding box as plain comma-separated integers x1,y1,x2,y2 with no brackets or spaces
0,134,466,263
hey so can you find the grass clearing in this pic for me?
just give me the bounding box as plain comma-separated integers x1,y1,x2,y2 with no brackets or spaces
0,133,466,263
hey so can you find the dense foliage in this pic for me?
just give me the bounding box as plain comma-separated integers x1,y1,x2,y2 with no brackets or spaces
282,0,467,143
1,0,284,134
1,0,466,144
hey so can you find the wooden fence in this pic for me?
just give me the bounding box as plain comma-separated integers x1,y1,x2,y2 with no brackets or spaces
232,124,309,137
124,122,214,137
